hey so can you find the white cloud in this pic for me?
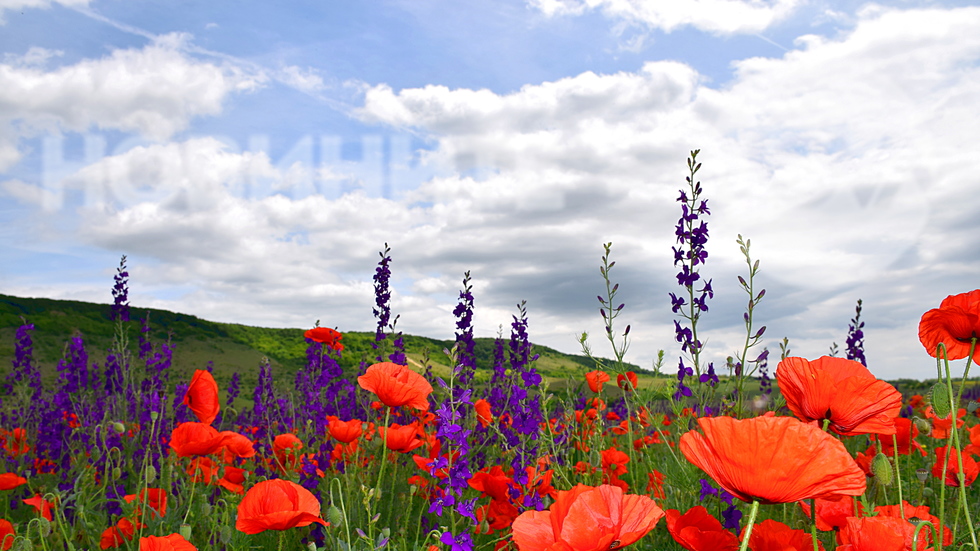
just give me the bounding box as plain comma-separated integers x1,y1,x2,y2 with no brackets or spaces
0,33,263,170
527,0,802,35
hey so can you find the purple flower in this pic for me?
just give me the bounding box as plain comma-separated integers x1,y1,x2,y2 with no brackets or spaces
111,255,130,322
845,299,867,366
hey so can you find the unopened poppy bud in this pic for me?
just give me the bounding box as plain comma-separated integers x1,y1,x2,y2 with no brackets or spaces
914,416,931,434
382,527,390,538
327,505,344,527
179,524,191,540
916,468,929,483
219,526,232,544
145,465,157,485
871,453,893,485
969,400,979,414
922,487,934,499
112,422,126,434
306,543,316,551
150,411,159,421
201,502,211,516
111,467,121,480
929,382,952,419
37,517,51,538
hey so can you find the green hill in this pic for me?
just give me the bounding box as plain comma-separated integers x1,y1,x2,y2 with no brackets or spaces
0,293,640,394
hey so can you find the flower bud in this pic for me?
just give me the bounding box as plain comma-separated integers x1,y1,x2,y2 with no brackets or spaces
327,505,344,527
111,467,122,480
929,382,952,419
922,487,935,499
306,543,317,551
112,422,126,434
179,524,192,541
914,416,931,435
144,465,157,485
37,517,51,538
969,400,979,414
871,453,893,486
219,526,232,544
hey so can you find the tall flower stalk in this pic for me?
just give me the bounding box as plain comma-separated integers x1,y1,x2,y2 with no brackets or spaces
846,299,867,366
728,235,767,417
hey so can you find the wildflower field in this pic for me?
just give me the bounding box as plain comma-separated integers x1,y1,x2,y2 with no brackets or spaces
3,151,980,551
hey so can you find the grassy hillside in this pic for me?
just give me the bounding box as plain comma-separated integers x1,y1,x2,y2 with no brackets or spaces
0,293,643,396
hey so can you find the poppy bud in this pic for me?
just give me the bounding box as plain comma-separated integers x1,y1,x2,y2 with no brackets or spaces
219,526,232,544
922,487,934,499
871,453,893,486
307,543,317,551
929,382,952,419
913,416,931,434
37,517,51,538
327,504,344,527
970,400,980,414
201,501,212,516
112,467,121,480
112,422,126,434
145,465,157,485
179,524,191,540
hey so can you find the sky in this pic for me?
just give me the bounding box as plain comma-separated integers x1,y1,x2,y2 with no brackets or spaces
1,0,979,381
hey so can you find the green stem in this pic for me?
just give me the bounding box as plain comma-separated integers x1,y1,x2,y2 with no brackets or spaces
738,500,760,551
893,434,905,521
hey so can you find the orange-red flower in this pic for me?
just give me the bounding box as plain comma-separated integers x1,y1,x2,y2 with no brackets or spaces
933,446,979,486
124,488,167,518
874,417,925,457
798,495,863,532
304,326,344,351
474,399,493,428
379,423,423,454
836,516,908,551
217,430,255,460
138,534,197,551
926,406,966,439
0,473,27,491
617,371,638,391
100,517,136,550
665,506,739,551
511,484,664,551
357,362,433,411
23,494,53,521
679,414,866,504
168,422,223,457
646,471,666,500
327,417,363,443
183,369,220,425
273,433,304,471
875,501,951,547
0,519,14,551
586,371,610,393
236,479,327,534
218,465,247,495
776,356,902,436
919,289,980,361
1,428,29,458
742,519,824,551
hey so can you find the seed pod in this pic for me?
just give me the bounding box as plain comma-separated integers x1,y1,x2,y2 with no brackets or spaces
179,524,192,540
872,453,893,486
916,468,929,483
930,382,952,419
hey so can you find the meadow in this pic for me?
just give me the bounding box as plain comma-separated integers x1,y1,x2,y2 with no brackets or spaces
1,151,978,551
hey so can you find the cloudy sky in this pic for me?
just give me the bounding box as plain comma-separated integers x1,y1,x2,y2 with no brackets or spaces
2,0,978,380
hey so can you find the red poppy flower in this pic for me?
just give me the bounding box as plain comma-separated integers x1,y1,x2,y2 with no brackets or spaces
273,433,304,471
474,399,493,428
236,478,327,534
469,466,514,502
0,473,27,490
798,495,863,532
379,423,423,453
647,471,666,500
853,444,876,477
327,417,363,443
874,417,925,457
187,456,219,484
217,430,255,460
0,520,13,551
875,501,951,547
933,446,979,486
183,369,220,425
100,517,136,550
926,406,966,438
743,519,824,551
679,414,866,504
23,494,53,521
124,488,167,518
138,534,197,551
357,362,433,411
617,371,638,391
918,289,980,361
586,371,611,393
775,356,902,436
511,484,664,551
476,499,520,534
304,326,344,351
1,428,29,458
665,506,739,551
836,516,908,551
218,466,247,495
168,422,223,457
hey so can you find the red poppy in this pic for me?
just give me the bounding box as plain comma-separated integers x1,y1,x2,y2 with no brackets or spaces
379,423,423,453
168,422,223,457
798,495,863,532
836,516,908,551
511,484,664,551
124,488,167,518
183,369,220,425
218,466,247,495
138,534,197,551
236,478,327,534
918,289,980,361
476,499,520,534
327,417,363,443
742,519,824,551
853,444,876,477
776,356,902,435
357,362,433,411
100,517,136,550
926,406,966,439
469,466,514,502
474,399,493,428
617,371,638,391
304,326,344,351
0,520,13,551
217,430,255,460
875,501,951,547
933,446,979,486
1,428,29,458
187,457,219,484
586,371,611,393
0,473,27,491
665,506,739,551
679,414,866,504
273,433,304,471
23,494,53,521
874,417,925,457
647,471,666,500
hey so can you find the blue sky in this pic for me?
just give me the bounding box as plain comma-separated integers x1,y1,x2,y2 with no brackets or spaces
2,0,979,380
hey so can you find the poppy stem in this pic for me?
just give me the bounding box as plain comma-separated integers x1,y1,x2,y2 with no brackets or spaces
893,434,905,521
808,498,819,551
737,500,760,551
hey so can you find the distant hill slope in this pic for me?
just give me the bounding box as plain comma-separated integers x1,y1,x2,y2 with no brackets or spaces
0,293,638,392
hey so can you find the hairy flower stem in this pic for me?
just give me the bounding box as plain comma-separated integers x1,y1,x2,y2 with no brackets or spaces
943,339,978,550
738,500,760,551
368,405,394,544
731,235,765,418
893,434,905,521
